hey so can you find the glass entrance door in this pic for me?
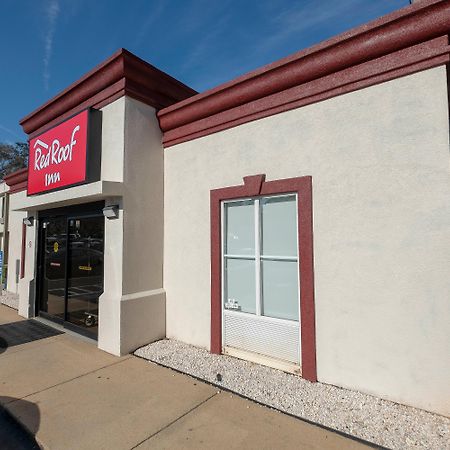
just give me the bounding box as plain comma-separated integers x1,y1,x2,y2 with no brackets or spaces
66,216,104,337
39,216,67,322
37,210,104,339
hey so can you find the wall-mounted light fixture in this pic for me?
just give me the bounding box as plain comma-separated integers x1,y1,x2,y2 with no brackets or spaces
23,216,34,227
102,205,119,220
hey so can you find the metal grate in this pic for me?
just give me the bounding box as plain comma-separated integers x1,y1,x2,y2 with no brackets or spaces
223,312,300,364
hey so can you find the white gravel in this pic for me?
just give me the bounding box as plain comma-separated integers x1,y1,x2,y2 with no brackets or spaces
0,291,19,310
135,339,449,450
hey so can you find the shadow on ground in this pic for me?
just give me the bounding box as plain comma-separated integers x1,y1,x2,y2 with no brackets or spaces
0,320,63,354
0,397,40,449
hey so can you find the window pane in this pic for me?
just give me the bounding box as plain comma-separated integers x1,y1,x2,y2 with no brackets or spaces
262,260,299,321
261,195,297,257
225,200,255,255
224,258,256,314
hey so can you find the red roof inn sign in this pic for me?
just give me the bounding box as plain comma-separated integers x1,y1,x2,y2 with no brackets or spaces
27,109,101,195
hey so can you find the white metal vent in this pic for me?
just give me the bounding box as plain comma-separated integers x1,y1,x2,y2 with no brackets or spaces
223,311,300,364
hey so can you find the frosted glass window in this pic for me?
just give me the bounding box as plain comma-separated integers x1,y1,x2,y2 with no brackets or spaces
262,260,299,321
225,258,256,314
261,195,297,257
225,200,255,255
222,193,299,322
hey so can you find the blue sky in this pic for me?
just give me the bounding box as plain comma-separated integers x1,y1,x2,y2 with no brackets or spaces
0,0,408,143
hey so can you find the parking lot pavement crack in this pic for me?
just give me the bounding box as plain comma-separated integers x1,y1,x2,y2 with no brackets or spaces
130,392,219,449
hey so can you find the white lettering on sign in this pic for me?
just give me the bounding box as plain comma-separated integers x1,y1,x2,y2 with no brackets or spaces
34,125,80,172
45,172,61,187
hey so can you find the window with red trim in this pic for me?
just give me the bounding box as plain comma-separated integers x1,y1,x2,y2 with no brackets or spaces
210,174,317,382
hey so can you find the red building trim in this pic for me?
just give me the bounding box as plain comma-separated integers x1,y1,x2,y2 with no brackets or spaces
159,0,450,147
3,168,28,193
20,49,197,138
210,174,317,382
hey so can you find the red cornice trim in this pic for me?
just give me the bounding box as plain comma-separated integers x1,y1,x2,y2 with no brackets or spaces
20,48,197,137
164,38,450,147
210,175,317,382
159,0,450,147
4,168,28,193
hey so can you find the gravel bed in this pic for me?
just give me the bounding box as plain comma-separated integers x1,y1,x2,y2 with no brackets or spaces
0,291,19,310
135,339,449,450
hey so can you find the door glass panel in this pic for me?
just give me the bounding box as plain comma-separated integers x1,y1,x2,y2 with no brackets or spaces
66,216,104,338
224,258,256,314
261,260,299,321
225,200,255,255
39,217,67,320
261,195,297,257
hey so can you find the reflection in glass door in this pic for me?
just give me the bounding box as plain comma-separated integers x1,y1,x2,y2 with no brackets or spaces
66,216,104,338
37,209,104,339
39,216,67,322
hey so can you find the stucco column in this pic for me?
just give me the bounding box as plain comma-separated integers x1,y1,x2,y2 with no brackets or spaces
18,212,37,318
117,97,166,355
98,197,123,355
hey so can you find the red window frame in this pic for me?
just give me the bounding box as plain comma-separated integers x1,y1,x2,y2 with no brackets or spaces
210,174,317,382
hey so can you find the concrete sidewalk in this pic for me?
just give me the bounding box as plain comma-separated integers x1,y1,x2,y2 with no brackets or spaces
0,305,374,450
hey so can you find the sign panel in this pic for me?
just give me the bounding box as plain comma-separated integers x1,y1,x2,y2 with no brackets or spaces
28,110,89,195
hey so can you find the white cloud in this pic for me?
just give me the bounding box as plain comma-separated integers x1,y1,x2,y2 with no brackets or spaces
180,12,231,73
133,0,166,47
259,0,403,54
43,0,60,90
0,124,22,141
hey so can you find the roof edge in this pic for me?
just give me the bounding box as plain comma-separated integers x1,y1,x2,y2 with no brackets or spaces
21,49,197,137
4,168,28,194
158,0,450,145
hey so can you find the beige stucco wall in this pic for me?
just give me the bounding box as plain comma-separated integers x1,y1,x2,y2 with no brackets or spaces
163,66,450,416
97,97,126,354
0,182,7,238
0,182,8,286
6,191,26,295
98,96,166,355
118,97,165,354
18,208,36,319
101,97,125,183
